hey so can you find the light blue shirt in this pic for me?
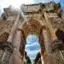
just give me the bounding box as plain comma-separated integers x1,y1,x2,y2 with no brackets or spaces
25,35,41,62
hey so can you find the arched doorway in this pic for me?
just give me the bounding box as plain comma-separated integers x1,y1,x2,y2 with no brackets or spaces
19,19,45,64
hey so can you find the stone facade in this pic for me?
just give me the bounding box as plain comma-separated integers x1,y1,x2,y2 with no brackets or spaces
0,2,64,64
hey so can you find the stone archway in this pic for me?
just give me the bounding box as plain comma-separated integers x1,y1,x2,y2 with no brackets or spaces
19,19,47,64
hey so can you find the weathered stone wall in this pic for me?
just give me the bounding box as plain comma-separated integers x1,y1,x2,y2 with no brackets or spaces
0,20,14,35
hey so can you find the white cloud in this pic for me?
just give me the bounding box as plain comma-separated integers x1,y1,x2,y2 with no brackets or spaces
0,0,61,8
3,0,33,8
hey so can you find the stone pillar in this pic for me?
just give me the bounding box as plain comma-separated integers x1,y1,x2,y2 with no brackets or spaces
19,30,25,64
7,14,20,43
0,14,20,64
9,30,22,64
41,26,52,64
44,12,57,41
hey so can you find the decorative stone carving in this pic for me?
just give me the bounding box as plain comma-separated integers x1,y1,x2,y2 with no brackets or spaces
0,42,14,64
49,39,64,64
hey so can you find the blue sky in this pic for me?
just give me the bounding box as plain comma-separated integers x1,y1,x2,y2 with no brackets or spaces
60,0,64,9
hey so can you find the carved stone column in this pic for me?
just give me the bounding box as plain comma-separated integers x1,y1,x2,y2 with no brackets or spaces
19,30,25,64
44,12,57,41
41,26,52,64
9,30,22,64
